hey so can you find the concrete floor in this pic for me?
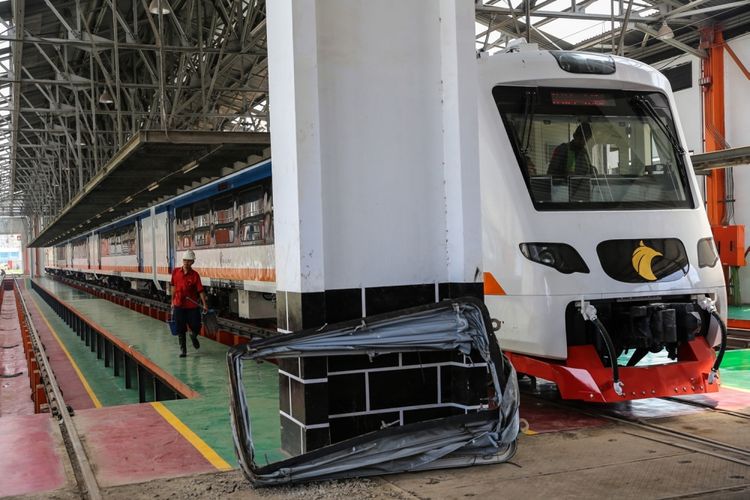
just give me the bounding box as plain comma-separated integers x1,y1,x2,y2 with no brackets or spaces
5,278,750,499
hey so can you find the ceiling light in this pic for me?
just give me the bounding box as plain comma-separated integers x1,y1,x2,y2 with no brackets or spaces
147,182,160,192
182,161,199,173
98,90,114,104
657,21,674,40
124,196,133,204
148,0,172,15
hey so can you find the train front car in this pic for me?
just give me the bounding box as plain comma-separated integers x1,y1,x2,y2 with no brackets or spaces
479,48,727,402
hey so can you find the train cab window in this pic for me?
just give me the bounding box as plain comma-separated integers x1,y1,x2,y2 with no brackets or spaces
493,86,694,211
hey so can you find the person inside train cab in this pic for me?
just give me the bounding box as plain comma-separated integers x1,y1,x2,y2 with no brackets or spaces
547,122,594,177
170,250,208,358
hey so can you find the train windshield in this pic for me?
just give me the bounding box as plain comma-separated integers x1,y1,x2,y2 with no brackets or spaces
493,86,694,210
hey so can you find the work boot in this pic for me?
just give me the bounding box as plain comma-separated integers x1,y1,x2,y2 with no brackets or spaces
190,332,200,350
179,333,187,357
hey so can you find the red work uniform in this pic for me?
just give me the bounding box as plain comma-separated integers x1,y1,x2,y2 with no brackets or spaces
170,267,204,309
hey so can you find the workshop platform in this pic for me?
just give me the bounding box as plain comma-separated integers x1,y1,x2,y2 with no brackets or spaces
1,277,282,495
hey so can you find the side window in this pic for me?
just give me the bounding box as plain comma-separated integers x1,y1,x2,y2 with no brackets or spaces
238,188,264,244
240,219,263,243
176,207,193,250
193,202,210,247
123,227,136,255
213,196,235,245
239,188,263,219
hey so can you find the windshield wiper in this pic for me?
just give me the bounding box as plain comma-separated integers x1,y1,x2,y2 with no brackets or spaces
519,89,537,156
631,96,684,156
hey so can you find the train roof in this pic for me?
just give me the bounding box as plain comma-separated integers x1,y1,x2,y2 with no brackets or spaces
50,158,272,248
479,47,671,94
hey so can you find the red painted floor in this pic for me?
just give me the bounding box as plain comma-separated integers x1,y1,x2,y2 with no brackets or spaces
20,285,97,410
0,413,71,496
520,398,607,433
0,294,34,416
74,404,217,487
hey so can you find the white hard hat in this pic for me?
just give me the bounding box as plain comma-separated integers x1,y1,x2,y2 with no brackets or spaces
183,250,196,261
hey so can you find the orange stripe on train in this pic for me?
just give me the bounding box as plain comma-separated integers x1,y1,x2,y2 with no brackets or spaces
483,272,506,296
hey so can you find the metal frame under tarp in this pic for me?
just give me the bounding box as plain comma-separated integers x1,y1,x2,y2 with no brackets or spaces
227,298,519,486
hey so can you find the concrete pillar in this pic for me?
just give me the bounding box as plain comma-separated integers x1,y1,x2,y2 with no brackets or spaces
268,0,482,455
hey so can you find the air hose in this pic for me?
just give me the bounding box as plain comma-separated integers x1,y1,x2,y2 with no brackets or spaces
580,301,623,396
697,297,727,384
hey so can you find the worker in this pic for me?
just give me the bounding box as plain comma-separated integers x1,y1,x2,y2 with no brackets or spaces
547,122,595,177
170,250,208,357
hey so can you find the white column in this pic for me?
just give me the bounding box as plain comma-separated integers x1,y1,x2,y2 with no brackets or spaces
267,0,325,296
268,0,482,295
440,0,483,284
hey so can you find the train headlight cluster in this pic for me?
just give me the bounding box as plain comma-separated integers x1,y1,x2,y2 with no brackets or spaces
519,243,590,274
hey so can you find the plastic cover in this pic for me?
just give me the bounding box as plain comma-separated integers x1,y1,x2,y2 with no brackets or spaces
227,298,519,486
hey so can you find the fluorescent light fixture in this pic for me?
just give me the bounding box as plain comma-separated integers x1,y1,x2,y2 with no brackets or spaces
147,182,160,191
108,207,114,212
182,160,199,173
124,195,133,204
657,21,674,40
99,90,114,104
148,0,172,15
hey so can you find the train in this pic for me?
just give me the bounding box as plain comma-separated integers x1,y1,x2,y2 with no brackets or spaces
44,46,727,403
45,160,277,321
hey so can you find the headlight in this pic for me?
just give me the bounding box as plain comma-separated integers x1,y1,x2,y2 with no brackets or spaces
519,243,590,274
697,237,719,268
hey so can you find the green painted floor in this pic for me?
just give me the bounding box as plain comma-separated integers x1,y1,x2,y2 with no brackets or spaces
29,277,283,465
720,349,750,391
729,305,750,321
28,290,141,406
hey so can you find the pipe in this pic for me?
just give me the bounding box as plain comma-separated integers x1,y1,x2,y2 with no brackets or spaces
580,301,624,396
697,296,727,384
709,310,727,384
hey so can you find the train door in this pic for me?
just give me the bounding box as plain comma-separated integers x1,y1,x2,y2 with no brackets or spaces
167,205,175,273
136,218,144,273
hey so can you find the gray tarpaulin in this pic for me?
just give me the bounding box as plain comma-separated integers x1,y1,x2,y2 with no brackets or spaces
227,298,519,486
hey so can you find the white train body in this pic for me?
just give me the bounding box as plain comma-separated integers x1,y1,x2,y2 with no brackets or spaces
45,161,276,320
479,49,726,360
44,49,726,400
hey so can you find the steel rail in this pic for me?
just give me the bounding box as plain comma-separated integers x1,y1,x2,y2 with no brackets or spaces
660,396,750,420
520,390,750,466
15,279,102,500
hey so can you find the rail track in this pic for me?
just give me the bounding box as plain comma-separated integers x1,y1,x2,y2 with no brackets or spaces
15,279,102,500
727,328,750,349
521,389,750,467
